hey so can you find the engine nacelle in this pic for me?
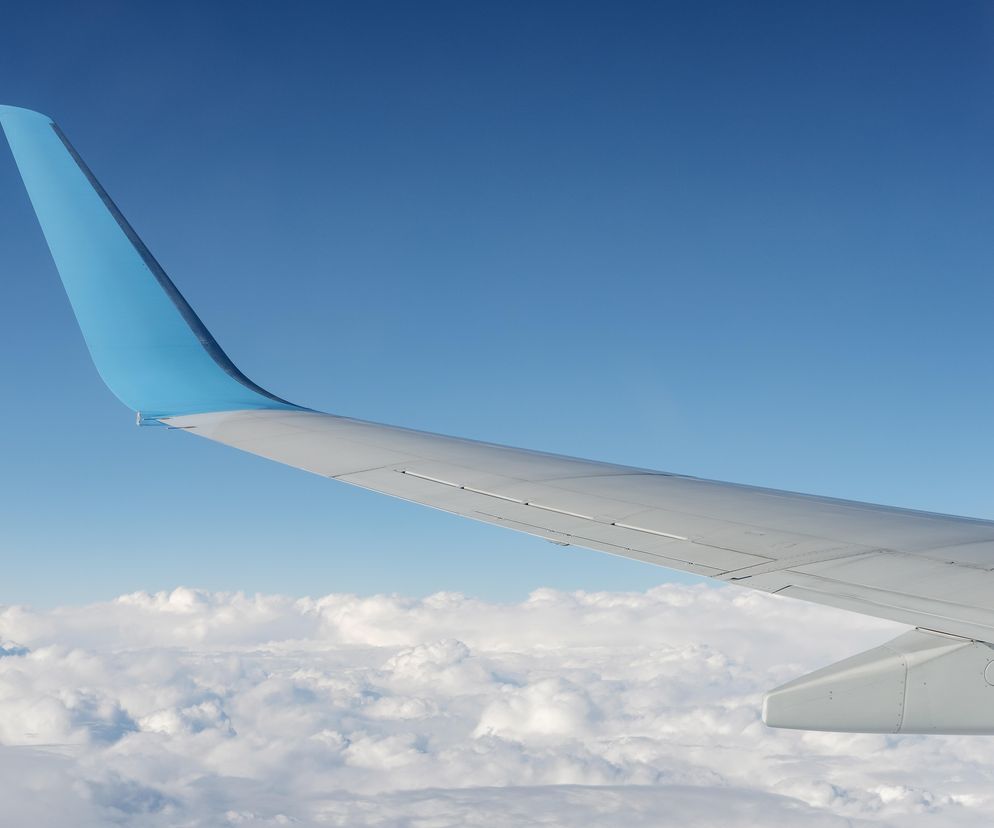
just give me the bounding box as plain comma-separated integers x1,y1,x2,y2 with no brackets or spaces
764,628,994,734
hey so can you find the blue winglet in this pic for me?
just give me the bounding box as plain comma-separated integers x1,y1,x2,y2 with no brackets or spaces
0,105,302,419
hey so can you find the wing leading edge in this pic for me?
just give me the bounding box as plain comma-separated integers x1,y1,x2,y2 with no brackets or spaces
7,106,994,733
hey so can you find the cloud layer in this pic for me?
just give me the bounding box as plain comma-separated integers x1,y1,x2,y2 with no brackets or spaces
1,581,992,826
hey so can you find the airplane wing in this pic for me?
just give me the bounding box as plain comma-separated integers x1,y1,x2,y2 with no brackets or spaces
5,104,994,735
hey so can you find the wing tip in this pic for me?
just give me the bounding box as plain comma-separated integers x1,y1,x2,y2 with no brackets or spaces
0,105,53,127
2,105,303,419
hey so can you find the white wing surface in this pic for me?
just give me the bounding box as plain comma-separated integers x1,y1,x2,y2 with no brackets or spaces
168,408,994,646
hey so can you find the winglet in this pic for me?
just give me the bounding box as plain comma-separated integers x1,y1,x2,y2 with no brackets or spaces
0,105,301,419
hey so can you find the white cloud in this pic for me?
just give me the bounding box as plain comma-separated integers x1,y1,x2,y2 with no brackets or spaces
1,580,993,826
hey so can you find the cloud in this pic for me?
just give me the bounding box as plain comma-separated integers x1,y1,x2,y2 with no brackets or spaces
0,580,992,826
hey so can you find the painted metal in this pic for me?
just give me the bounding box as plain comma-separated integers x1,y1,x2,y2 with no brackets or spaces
0,105,299,418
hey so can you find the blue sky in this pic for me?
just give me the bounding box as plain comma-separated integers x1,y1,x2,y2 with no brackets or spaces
2,1,993,606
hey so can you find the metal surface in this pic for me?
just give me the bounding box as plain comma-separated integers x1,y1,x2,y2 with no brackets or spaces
0,104,300,417
166,408,994,642
764,629,994,734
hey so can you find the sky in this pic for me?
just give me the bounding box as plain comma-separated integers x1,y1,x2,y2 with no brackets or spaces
3,3,994,825
2,2,994,604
